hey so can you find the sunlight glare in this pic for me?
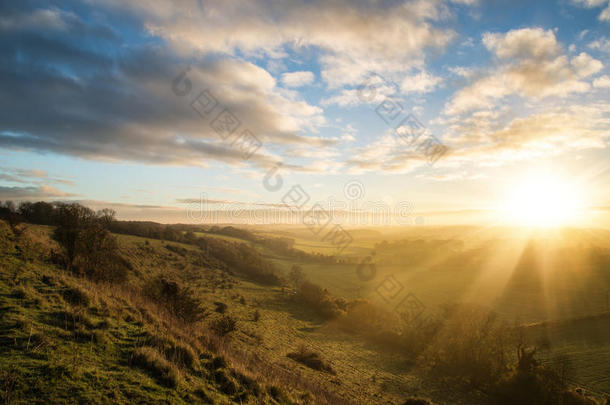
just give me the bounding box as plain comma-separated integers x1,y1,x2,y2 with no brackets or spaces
501,174,585,227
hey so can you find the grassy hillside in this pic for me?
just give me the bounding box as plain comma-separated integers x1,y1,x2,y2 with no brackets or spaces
1,216,608,405
0,221,355,404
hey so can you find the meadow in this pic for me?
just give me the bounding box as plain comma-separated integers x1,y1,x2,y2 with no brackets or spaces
1,204,609,404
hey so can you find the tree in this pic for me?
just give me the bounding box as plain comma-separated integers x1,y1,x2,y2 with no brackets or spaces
53,203,98,270
97,208,116,229
18,201,56,225
288,264,305,287
53,203,126,281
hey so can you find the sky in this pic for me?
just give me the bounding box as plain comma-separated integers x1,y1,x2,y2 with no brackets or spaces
1,0,610,225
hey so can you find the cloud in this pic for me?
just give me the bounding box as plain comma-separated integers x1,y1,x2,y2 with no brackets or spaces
400,70,442,93
0,2,336,172
346,132,444,174
571,52,604,77
175,198,288,208
0,7,72,31
482,28,561,60
0,185,78,200
103,0,458,88
445,28,603,115
0,167,75,186
588,36,610,53
281,71,314,87
571,0,610,21
442,103,610,165
593,75,610,87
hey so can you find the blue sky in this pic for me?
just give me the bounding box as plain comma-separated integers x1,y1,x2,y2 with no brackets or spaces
1,0,610,224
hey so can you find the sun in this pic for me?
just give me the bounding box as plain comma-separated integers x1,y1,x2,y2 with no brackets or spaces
500,174,586,227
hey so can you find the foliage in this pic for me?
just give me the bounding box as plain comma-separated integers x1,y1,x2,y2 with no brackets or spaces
295,281,346,319
288,264,304,287
209,315,238,337
287,345,334,374
52,203,128,282
143,277,207,323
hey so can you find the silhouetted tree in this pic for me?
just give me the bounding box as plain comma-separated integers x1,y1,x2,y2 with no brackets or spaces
97,208,116,229
53,203,127,281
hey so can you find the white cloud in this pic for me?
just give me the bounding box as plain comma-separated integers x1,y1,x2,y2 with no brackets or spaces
571,52,604,77
602,4,610,20
589,36,610,53
483,28,560,60
443,103,610,166
594,75,610,87
445,28,602,115
281,71,314,87
571,0,610,21
572,0,607,7
400,71,442,93
105,0,458,89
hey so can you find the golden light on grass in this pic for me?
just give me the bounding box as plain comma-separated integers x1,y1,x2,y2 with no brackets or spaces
500,174,587,227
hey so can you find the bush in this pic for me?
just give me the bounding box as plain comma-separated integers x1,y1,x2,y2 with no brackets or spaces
286,345,334,374
61,286,90,307
214,301,228,313
493,352,599,405
267,385,290,403
209,316,237,337
295,281,344,319
143,332,198,370
426,304,511,387
339,299,397,335
131,346,180,388
198,238,281,285
143,277,207,323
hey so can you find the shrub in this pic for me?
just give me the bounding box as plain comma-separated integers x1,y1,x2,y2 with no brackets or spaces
143,277,207,323
214,301,228,313
267,385,290,403
252,310,261,322
213,369,237,395
61,286,90,307
193,386,212,402
295,281,344,319
288,264,304,287
493,361,599,405
198,238,281,285
11,287,27,300
286,345,334,374
209,316,237,337
209,355,227,370
339,299,397,335
426,304,511,387
131,346,179,388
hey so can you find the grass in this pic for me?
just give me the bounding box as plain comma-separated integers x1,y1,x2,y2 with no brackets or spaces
2,220,610,404
0,222,361,404
287,345,335,374
130,346,180,388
